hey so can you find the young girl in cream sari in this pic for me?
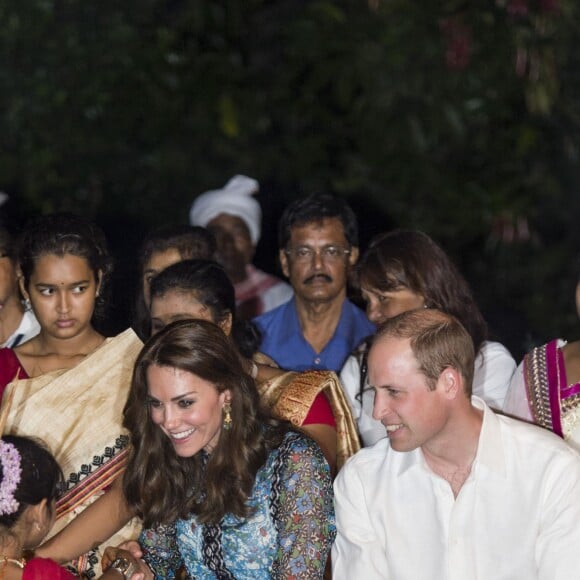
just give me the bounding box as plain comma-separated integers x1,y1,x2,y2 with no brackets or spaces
0,213,142,576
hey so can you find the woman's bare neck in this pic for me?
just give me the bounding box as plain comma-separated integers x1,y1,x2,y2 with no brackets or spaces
14,328,105,377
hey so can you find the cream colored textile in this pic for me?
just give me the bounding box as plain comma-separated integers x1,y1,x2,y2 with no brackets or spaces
1,328,143,577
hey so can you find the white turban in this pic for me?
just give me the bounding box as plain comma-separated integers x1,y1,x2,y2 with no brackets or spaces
189,175,261,245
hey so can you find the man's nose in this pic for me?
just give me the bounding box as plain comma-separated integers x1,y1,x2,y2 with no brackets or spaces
215,228,235,252
372,392,391,421
311,249,325,269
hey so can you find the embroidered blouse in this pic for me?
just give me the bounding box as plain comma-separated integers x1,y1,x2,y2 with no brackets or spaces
139,431,335,579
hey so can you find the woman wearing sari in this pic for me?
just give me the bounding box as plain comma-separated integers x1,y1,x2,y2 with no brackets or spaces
0,213,142,576
503,274,580,450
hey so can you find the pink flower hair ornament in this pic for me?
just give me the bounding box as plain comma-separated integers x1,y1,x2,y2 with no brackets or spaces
0,440,22,516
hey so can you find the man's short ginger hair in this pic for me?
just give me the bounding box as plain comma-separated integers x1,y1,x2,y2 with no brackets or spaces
374,309,475,396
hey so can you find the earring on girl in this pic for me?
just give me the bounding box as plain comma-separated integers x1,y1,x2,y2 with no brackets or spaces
223,403,232,430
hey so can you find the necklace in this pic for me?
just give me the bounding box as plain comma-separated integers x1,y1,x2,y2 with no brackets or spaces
0,557,25,568
0,556,26,579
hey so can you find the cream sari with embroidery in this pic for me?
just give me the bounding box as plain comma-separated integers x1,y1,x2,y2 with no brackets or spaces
0,328,143,577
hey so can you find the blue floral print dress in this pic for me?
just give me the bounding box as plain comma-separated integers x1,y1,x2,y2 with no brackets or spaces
139,431,335,579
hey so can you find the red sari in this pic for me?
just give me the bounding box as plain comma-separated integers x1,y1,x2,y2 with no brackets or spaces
0,348,28,400
23,557,76,579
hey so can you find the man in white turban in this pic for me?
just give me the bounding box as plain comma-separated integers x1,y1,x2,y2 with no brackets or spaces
190,175,292,319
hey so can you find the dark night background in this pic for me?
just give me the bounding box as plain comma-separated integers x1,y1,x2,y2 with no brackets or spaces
1,0,579,361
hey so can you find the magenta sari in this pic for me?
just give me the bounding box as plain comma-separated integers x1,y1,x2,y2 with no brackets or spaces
524,339,580,440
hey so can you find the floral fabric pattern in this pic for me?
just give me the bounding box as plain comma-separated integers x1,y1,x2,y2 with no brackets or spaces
139,431,335,579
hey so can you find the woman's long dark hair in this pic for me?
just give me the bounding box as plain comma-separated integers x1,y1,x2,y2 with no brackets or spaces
123,319,286,527
358,230,488,351
355,230,488,403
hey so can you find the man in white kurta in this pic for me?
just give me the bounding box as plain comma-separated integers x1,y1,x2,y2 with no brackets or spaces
332,309,580,580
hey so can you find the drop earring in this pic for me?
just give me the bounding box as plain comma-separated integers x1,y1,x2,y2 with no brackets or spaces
223,403,232,430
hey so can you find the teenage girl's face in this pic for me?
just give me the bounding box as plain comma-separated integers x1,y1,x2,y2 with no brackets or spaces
142,248,183,308
20,254,100,340
149,289,232,336
360,285,425,325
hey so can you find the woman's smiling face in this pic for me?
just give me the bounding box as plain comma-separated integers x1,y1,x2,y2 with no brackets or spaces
146,364,230,457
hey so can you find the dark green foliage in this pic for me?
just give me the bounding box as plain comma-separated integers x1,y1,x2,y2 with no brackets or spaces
1,0,579,351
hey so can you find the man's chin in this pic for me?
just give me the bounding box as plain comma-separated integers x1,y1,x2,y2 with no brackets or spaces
299,291,338,305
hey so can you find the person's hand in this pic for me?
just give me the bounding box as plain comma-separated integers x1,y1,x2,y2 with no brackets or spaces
102,540,143,568
118,541,143,559
102,545,151,579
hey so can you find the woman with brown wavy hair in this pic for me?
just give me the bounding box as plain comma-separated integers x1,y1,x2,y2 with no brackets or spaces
121,319,335,578
340,229,516,446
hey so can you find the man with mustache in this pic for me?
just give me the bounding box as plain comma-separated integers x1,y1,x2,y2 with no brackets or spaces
254,193,374,372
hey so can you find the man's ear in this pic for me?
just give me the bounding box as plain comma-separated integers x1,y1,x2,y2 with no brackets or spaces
439,367,462,400
348,246,359,267
279,249,290,278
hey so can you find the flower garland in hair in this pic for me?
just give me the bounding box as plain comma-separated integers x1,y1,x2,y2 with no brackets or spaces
0,440,21,516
